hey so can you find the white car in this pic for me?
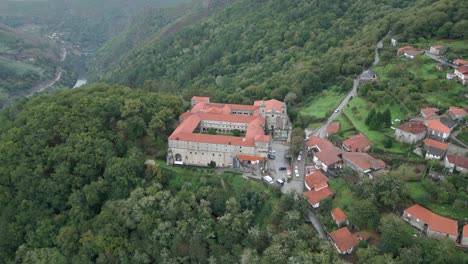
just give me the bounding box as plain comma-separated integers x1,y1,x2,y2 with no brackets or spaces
297,155,301,161
334,109,340,113
294,169,299,177
262,175,274,184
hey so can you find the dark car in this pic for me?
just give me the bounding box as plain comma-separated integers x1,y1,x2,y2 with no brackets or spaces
278,167,287,170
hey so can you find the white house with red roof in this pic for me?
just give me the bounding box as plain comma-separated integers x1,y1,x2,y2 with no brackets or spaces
331,208,348,227
453,59,468,66
167,97,290,167
304,171,328,191
454,65,468,85
307,136,343,171
447,106,467,120
423,138,448,160
395,121,427,144
462,225,468,246
420,107,439,119
425,119,451,141
445,155,468,174
303,188,334,208
402,204,458,241
342,134,371,152
329,227,359,254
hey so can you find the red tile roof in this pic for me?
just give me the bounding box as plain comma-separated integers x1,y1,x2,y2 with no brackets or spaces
456,66,468,74
314,147,343,165
423,138,448,150
398,46,416,53
431,45,444,49
327,122,340,135
447,155,468,169
404,204,458,236
343,134,371,151
191,96,210,102
331,208,347,222
425,119,451,134
397,121,426,135
254,99,285,112
421,107,439,118
355,232,369,241
448,106,467,117
303,187,333,205
464,225,468,237
329,227,359,253
453,59,468,65
235,155,265,161
342,152,385,171
307,136,335,151
305,171,329,190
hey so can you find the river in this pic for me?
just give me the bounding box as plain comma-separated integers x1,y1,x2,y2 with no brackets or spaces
72,53,89,88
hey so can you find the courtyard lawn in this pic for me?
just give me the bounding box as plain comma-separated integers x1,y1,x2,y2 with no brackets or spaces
301,89,346,119
341,97,408,153
328,177,356,212
334,114,356,139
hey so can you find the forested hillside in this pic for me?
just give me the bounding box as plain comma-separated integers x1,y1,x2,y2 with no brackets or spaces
0,24,60,106
0,84,345,263
89,0,467,108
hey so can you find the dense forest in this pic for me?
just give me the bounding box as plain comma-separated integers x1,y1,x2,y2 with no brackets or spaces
89,0,467,108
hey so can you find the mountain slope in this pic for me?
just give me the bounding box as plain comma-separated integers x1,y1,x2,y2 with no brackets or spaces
90,0,467,107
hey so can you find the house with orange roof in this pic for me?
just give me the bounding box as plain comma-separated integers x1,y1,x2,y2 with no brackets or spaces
447,106,467,120
342,134,371,152
402,204,458,241
423,138,448,160
397,46,416,56
395,121,427,144
429,45,447,56
445,155,468,174
326,122,340,137
313,147,343,172
454,65,468,85
420,107,439,119
425,119,451,141
167,97,291,167
329,227,359,254
331,208,348,227
304,171,329,191
307,136,335,152
303,187,334,208
462,225,468,246
453,59,468,66
342,152,385,176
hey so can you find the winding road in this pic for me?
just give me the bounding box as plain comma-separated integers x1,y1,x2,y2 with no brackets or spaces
27,47,67,97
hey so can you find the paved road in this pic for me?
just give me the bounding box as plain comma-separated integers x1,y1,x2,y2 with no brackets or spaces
306,211,327,240
424,51,456,68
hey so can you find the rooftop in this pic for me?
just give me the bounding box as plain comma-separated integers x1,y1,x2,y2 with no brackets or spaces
331,208,347,222
327,122,340,135
398,46,416,52
425,119,451,134
397,121,426,135
253,99,285,112
303,187,333,205
448,106,467,117
342,152,385,171
307,136,336,152
464,225,468,237
314,147,343,165
423,138,448,150
329,227,359,253
456,66,468,74
305,171,329,190
447,155,468,169
343,134,371,151
453,59,468,65
404,204,458,236
421,107,439,118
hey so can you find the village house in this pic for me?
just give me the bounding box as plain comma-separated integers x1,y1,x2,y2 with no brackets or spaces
397,46,416,56
314,147,343,172
307,136,335,152
360,70,377,82
423,138,448,160
394,121,426,144
444,155,468,174
454,65,468,85
329,227,360,255
167,97,291,167
342,134,371,152
331,208,348,227
342,152,385,176
304,171,328,191
453,59,468,66
420,107,439,119
425,119,451,141
402,204,458,241
326,122,340,137
404,50,424,59
429,45,447,56
303,187,334,208
439,116,458,130
462,225,468,246
391,36,400,46
447,106,467,120
446,72,457,80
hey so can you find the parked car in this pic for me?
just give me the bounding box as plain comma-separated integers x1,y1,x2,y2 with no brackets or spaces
297,155,301,161
334,109,340,113
287,169,292,178
276,179,285,186
278,167,287,170
294,169,299,177
262,175,274,184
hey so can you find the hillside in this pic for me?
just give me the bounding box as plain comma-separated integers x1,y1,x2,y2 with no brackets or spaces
89,0,467,110
0,24,61,107
0,0,191,51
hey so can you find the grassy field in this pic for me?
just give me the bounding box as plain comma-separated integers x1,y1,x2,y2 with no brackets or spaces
458,128,468,145
389,163,426,182
301,89,346,119
341,97,409,153
328,177,356,212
